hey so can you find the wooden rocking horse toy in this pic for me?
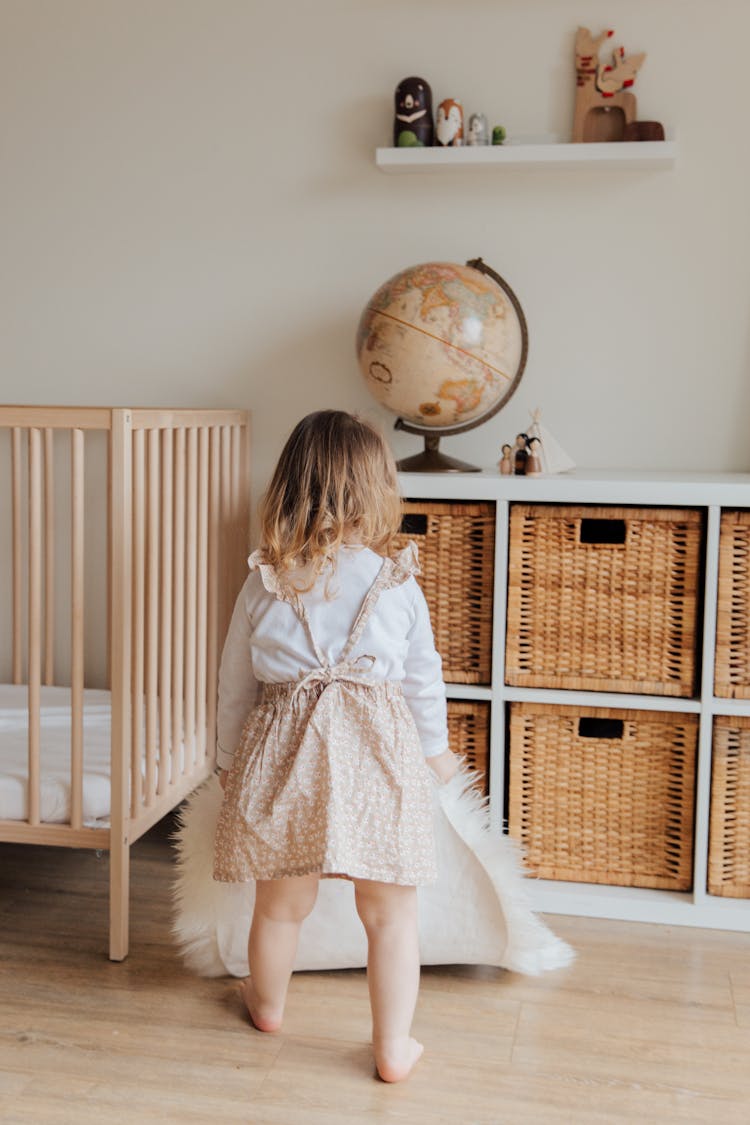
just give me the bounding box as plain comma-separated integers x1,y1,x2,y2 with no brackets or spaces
573,27,647,143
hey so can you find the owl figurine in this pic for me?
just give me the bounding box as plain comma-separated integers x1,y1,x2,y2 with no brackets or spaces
467,112,489,145
393,77,434,147
435,99,464,146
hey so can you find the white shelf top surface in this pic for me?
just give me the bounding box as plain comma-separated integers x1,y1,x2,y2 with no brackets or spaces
397,466,750,505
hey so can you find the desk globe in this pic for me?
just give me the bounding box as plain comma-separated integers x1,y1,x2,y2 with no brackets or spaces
356,258,528,471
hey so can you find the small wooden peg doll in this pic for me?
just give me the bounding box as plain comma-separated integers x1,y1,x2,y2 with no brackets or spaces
526,436,542,476
498,443,513,474
436,99,464,146
513,433,528,475
467,113,489,145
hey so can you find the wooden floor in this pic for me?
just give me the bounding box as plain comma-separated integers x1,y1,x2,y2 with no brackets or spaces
2,819,750,1125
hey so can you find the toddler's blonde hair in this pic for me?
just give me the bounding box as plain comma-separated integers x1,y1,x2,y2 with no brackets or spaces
259,410,402,585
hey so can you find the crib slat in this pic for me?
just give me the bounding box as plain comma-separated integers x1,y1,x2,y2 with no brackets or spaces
70,429,85,829
195,427,209,759
44,428,55,685
145,429,160,805
158,428,173,796
106,420,112,688
233,420,250,608
28,428,42,826
231,423,244,598
240,419,251,582
206,427,221,763
109,409,133,962
131,429,146,815
11,428,23,685
172,427,186,780
220,426,232,644
184,428,198,770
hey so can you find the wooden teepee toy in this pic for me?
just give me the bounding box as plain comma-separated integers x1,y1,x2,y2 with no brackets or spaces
527,409,576,475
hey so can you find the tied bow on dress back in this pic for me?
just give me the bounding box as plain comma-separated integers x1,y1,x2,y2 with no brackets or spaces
292,653,377,699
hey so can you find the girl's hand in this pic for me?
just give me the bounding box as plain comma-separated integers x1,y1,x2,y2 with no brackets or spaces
427,749,459,784
219,769,229,791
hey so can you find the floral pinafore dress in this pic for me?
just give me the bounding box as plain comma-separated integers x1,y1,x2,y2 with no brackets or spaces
213,546,437,886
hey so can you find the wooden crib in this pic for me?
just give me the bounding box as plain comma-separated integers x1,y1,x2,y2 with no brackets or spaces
0,406,250,959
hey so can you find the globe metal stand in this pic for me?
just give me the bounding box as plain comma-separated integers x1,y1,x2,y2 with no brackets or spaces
394,420,481,472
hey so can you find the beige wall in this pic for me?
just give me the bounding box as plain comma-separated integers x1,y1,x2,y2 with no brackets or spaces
2,0,749,513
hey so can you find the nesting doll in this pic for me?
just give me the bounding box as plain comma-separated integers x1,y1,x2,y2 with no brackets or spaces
513,433,528,475
467,113,489,145
393,77,434,147
435,99,464,146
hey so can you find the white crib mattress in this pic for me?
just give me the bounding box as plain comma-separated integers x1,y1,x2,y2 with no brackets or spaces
0,684,178,828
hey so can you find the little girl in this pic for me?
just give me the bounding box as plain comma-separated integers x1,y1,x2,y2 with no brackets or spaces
213,410,457,1083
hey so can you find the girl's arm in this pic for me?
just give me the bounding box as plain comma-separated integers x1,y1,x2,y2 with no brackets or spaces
216,577,260,772
425,747,459,783
402,581,458,781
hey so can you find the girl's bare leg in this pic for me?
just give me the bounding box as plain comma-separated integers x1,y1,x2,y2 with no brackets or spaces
242,874,319,1032
353,879,423,1082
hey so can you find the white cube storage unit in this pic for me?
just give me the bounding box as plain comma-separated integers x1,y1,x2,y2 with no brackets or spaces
398,468,750,931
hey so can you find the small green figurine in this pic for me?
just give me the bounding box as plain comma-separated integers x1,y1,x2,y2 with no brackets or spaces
492,125,506,145
397,130,423,147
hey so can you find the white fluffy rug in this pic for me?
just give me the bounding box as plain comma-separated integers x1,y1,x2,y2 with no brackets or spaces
171,766,574,977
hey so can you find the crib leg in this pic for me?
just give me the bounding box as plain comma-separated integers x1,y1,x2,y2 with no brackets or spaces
109,832,130,961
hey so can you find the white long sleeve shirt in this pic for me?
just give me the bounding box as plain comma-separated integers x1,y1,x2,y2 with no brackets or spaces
216,544,449,770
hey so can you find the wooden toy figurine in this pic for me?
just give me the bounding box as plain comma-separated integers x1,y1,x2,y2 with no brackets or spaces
393,77,434,147
436,99,464,146
513,434,528,475
623,121,665,142
498,443,513,474
467,113,489,145
526,436,542,476
573,27,646,143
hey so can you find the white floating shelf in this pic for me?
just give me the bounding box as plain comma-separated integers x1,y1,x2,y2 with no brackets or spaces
376,136,677,173
444,683,493,702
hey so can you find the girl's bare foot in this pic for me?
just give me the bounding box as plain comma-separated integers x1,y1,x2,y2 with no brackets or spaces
374,1036,424,1083
238,977,283,1033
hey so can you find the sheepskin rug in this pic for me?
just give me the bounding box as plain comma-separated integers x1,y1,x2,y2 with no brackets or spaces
171,766,574,977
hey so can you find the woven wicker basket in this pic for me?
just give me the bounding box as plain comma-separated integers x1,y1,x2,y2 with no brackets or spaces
396,500,495,684
507,702,697,889
447,700,489,795
505,504,702,697
715,511,750,698
708,717,750,897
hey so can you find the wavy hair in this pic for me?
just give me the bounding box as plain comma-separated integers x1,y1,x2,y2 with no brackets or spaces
258,411,402,588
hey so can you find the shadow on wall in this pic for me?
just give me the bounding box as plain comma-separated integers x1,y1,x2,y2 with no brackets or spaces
220,314,375,540
732,313,750,472
301,94,395,197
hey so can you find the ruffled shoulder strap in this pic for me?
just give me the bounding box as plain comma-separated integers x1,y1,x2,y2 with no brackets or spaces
248,548,329,663
381,539,421,589
247,549,299,609
339,541,420,661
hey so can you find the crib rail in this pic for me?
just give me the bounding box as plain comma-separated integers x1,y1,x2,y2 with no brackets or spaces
0,406,250,845
123,410,249,832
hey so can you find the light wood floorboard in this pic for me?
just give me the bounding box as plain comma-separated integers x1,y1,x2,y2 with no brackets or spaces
1,815,749,1124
